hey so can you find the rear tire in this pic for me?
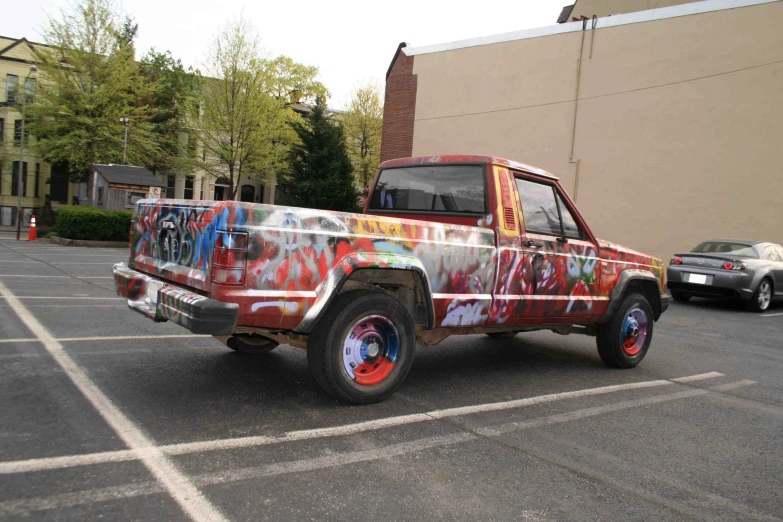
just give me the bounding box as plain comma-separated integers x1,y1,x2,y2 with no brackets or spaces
596,293,653,369
670,290,690,302
746,278,772,313
486,332,518,339
307,290,416,404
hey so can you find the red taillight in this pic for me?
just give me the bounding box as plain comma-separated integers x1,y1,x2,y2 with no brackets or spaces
723,262,733,270
213,231,248,285
672,256,682,265
723,261,746,271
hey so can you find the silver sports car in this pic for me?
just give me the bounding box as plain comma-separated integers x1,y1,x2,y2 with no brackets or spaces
667,239,783,313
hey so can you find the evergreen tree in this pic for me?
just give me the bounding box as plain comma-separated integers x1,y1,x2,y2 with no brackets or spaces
282,96,360,212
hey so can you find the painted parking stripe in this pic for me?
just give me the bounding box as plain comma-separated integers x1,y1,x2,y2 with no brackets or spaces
0,275,71,278
0,381,757,516
0,296,123,300
0,281,228,522
670,371,725,383
0,372,724,475
760,312,783,317
476,380,756,436
0,334,211,344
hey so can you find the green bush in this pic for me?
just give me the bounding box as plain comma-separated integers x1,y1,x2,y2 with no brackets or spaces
54,206,132,242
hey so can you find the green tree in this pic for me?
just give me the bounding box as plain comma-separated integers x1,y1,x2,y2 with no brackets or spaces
342,83,383,189
140,50,201,174
191,15,329,200
27,0,159,181
281,96,359,212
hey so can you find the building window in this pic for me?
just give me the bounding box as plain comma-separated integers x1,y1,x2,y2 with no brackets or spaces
126,191,146,206
184,176,194,199
34,164,40,197
166,175,176,198
24,78,36,104
6,74,18,104
13,120,27,145
0,118,4,141
240,184,255,202
11,161,27,196
97,187,104,205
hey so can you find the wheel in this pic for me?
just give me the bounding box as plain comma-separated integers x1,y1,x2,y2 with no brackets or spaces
670,290,690,302
596,293,653,368
746,278,772,313
307,290,415,404
228,336,278,355
486,332,519,339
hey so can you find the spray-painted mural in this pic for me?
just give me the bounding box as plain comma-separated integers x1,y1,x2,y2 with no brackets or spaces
115,155,665,338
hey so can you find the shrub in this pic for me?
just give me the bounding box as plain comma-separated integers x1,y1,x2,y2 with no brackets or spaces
54,206,132,242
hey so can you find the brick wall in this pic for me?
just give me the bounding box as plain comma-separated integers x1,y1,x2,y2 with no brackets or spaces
380,46,417,162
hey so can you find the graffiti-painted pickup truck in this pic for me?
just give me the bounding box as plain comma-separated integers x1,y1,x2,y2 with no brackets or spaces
114,155,670,403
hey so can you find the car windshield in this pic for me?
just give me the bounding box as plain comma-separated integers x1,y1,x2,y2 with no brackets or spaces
691,241,759,258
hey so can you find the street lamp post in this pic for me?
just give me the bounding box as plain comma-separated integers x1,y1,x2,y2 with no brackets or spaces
16,64,38,241
120,118,129,164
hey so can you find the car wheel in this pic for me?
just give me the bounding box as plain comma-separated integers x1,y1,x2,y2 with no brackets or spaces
746,278,773,313
596,293,653,369
226,336,278,355
307,290,415,404
486,332,519,339
670,290,690,302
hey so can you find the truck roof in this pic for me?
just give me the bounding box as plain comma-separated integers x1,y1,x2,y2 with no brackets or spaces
378,155,559,181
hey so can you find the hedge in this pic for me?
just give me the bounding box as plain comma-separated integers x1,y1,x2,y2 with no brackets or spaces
54,206,133,242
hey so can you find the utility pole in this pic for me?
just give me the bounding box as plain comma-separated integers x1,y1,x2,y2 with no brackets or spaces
120,117,130,164
16,64,38,241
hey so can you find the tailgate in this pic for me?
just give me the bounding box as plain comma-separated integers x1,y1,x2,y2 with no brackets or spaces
129,199,224,292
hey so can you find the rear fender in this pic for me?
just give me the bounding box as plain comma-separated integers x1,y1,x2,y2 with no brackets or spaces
294,253,435,334
599,269,663,323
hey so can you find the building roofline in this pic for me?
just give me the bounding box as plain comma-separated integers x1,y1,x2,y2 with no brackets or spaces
403,0,779,56
385,42,410,80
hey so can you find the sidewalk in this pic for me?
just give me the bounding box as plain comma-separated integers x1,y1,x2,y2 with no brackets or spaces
0,225,33,241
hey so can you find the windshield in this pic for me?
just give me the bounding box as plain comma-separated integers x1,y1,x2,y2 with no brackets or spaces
691,241,758,258
369,165,486,214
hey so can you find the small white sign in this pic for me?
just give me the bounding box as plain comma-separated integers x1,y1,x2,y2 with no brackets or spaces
688,273,708,285
148,186,162,199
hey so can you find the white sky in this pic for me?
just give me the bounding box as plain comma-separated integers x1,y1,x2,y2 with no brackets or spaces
1,0,567,109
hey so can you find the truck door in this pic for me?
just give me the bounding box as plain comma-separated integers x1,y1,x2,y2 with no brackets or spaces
513,175,601,320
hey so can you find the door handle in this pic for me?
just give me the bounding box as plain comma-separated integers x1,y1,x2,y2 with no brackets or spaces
523,240,545,248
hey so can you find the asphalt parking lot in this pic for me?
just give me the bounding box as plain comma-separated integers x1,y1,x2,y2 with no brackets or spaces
0,240,781,521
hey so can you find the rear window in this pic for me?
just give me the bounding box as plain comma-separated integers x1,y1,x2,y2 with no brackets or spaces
369,166,486,214
691,242,758,258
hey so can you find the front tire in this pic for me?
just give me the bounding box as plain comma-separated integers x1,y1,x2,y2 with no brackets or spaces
596,293,654,368
746,278,772,313
307,290,416,404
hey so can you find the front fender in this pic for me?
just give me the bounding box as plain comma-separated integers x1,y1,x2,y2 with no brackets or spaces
293,252,435,334
598,269,663,323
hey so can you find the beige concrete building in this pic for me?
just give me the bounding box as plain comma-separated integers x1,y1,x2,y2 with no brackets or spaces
381,0,783,261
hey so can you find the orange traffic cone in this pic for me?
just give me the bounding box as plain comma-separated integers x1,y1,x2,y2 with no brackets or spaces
27,215,37,241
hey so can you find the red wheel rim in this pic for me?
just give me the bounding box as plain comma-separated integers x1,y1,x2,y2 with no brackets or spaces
342,315,400,386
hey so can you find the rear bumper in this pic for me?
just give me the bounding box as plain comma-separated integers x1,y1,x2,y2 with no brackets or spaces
113,263,239,336
667,266,753,300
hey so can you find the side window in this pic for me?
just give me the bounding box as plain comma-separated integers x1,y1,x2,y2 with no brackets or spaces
776,246,783,262
515,178,581,238
765,246,781,262
556,192,581,239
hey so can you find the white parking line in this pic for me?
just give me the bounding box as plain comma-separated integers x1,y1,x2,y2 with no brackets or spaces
671,371,725,383
0,380,757,517
0,334,211,344
0,281,227,522
0,275,71,278
0,296,123,300
760,312,783,317
0,372,725,475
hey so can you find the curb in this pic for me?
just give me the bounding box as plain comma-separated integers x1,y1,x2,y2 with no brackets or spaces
49,236,128,248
